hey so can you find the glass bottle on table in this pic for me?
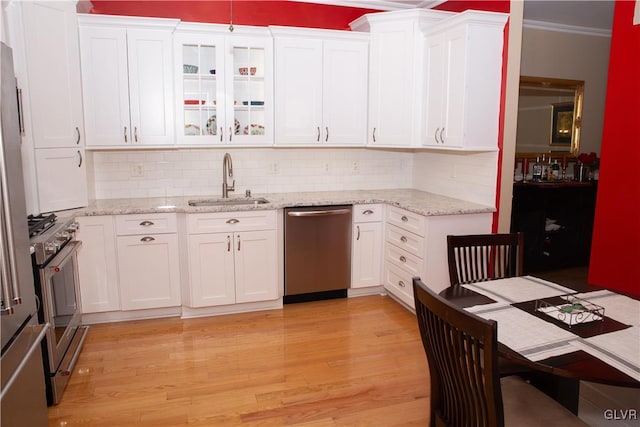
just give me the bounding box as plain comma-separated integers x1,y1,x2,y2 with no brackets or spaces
532,156,543,181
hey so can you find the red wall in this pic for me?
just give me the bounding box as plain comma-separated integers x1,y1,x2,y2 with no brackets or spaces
588,0,640,296
89,1,381,30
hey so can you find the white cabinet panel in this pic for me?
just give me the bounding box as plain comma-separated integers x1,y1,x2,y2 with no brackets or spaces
76,216,120,313
352,221,383,288
234,230,278,303
34,148,87,212
78,16,177,147
117,233,181,310
188,233,236,307
273,28,368,146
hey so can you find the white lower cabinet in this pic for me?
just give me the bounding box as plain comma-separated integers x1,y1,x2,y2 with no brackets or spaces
185,211,278,308
115,214,181,310
351,204,383,288
383,206,492,309
76,216,120,313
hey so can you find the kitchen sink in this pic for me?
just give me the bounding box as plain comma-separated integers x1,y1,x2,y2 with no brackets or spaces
188,197,270,207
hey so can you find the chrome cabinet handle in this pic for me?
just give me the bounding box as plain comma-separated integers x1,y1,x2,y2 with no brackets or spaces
139,221,154,226
434,127,439,144
399,256,407,263
229,126,233,142
140,236,155,242
237,235,241,251
317,126,320,142
325,126,329,142
17,87,25,135
372,127,376,143
356,225,360,241
398,280,406,288
439,127,445,144
362,209,374,215
400,236,408,243
77,151,82,167
134,126,138,142
226,218,239,224
227,235,231,252
220,127,223,142
75,127,81,145
124,126,128,142
401,216,408,222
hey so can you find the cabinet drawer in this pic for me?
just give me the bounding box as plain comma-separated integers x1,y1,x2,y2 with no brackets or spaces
386,206,425,236
188,210,276,234
385,224,424,258
115,213,177,235
385,244,422,277
383,262,414,306
353,204,383,222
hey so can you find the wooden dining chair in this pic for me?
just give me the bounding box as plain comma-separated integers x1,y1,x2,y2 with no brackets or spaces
412,277,588,427
447,232,524,286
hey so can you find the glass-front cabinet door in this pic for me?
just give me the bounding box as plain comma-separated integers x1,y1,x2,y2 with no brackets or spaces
175,28,273,146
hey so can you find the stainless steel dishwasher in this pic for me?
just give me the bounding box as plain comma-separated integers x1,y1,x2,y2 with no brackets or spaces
284,205,352,303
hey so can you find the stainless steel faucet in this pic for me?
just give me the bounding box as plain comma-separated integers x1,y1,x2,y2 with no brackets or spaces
222,152,235,198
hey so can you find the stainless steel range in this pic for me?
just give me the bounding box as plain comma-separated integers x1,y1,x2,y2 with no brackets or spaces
29,213,88,405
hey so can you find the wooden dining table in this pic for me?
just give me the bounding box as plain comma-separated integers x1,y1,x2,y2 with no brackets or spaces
440,276,640,414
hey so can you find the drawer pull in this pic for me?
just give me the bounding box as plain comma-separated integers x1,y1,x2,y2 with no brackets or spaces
140,236,155,243
401,215,409,222
362,209,374,215
139,221,154,227
398,280,406,288
400,236,408,243
399,256,407,263
237,235,241,251
356,225,360,241
227,235,231,252
226,218,240,224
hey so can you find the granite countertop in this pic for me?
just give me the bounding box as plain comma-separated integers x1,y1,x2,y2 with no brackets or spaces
63,189,495,217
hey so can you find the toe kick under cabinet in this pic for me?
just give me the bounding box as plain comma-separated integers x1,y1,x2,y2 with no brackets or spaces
383,206,492,309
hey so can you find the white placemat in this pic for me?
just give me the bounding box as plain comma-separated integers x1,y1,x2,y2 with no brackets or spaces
462,276,576,304
571,290,640,326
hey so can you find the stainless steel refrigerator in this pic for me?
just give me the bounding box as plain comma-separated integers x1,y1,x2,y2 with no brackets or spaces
1,41,49,426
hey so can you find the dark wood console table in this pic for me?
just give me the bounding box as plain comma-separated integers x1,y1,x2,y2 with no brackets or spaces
510,181,597,274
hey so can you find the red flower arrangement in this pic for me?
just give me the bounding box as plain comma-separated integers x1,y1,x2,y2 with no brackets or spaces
577,152,599,170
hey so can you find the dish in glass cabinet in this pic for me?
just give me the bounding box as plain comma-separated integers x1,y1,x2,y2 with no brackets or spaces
244,124,265,135
205,115,217,135
185,124,200,136
234,118,240,135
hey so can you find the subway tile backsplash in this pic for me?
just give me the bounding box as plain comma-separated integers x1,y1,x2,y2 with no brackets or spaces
88,148,497,207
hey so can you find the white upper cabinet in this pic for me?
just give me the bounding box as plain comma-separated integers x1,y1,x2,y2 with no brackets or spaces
272,27,368,146
423,11,507,150
350,10,452,147
5,0,87,213
78,15,177,148
174,24,273,146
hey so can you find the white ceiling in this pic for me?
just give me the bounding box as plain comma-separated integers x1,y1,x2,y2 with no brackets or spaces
292,0,615,31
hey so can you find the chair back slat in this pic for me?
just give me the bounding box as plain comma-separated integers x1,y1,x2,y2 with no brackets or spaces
448,233,524,286
413,277,504,427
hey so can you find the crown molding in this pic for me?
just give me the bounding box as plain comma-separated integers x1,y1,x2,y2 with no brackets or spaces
524,19,611,38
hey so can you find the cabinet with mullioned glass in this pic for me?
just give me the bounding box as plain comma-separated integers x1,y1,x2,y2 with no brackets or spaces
174,24,273,146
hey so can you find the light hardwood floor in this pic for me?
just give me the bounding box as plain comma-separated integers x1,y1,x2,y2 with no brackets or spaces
48,295,431,426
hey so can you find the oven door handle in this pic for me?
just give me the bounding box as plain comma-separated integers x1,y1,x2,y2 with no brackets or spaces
44,241,82,273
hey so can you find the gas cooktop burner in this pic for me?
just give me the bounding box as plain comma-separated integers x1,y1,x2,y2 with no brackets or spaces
28,213,57,237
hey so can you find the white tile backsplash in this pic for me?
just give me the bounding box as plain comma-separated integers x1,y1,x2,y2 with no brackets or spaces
88,148,415,199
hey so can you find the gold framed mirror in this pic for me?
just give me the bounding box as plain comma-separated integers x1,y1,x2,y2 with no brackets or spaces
516,76,584,156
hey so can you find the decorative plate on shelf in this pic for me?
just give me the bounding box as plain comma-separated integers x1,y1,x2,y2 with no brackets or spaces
205,115,217,135
244,124,265,135
185,124,200,136
234,118,240,135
